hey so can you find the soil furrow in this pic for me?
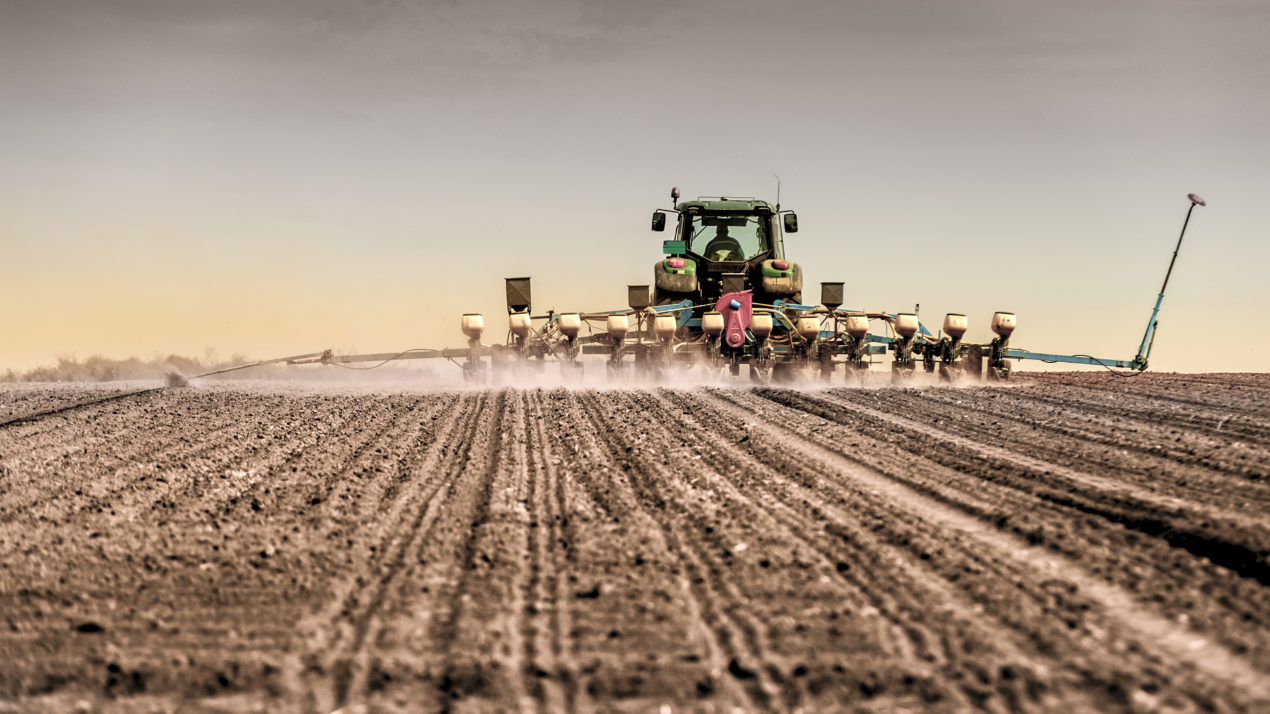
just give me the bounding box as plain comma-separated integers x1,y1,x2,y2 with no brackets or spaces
663,388,1135,710
760,387,1270,586
996,383,1270,445
619,390,813,709
879,386,1270,484
407,389,528,711
705,388,1269,710
520,389,574,712
726,387,1270,671
3,376,1267,713
0,386,166,428
1044,374,1268,416
825,388,1270,520
296,392,485,711
547,389,757,710
0,395,256,526
574,390,781,709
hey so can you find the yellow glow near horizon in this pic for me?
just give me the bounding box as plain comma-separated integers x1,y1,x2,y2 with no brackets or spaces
3,1,1268,374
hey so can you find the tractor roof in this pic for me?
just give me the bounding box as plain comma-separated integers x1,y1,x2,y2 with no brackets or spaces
676,198,775,213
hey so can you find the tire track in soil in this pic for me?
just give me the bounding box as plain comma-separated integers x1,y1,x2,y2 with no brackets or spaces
891,387,1270,488
412,388,529,712
519,389,575,712
648,388,1105,711
994,383,1270,446
791,388,1270,588
822,388,1270,528
572,390,775,710
0,404,153,470
331,395,491,708
0,385,131,421
293,392,478,710
351,390,529,712
295,391,503,712
182,392,452,705
714,387,1270,709
1062,374,1269,417
535,388,763,712
365,389,662,712
609,389,840,710
739,386,1270,675
0,386,166,428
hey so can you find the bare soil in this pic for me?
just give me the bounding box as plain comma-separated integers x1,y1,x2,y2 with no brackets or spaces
1,373,1267,713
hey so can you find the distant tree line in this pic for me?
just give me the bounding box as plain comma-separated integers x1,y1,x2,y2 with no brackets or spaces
0,354,247,383
1,353,442,383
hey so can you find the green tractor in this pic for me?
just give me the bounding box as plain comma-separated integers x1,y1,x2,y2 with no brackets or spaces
650,188,804,307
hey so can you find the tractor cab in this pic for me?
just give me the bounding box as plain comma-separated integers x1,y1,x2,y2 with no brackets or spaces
651,193,803,306
685,202,778,260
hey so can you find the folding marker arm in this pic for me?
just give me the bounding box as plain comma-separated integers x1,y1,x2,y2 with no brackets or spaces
1003,194,1205,373
1002,349,1136,370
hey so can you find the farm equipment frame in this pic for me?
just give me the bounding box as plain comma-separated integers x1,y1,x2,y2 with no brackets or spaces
210,191,1205,384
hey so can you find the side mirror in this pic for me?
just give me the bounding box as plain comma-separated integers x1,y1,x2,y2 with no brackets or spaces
651,211,666,232
783,213,798,233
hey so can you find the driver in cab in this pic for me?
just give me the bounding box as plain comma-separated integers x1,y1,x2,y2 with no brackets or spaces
702,226,743,261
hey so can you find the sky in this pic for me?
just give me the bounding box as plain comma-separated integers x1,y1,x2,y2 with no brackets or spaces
2,0,1268,373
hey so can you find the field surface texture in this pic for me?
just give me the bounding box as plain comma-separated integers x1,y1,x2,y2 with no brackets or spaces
1,373,1268,713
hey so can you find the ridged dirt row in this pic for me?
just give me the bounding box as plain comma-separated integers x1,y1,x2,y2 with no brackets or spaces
0,373,1267,713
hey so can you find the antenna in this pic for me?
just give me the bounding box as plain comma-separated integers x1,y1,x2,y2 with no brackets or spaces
774,174,781,211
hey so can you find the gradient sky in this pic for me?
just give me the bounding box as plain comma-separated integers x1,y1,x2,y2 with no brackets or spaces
3,0,1268,372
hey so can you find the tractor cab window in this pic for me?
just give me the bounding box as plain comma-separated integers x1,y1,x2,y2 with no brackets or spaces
687,214,770,261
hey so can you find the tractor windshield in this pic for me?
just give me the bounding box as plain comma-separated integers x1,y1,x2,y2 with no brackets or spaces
687,213,770,261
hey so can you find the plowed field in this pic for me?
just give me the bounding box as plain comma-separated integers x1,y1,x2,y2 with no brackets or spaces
1,373,1268,713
